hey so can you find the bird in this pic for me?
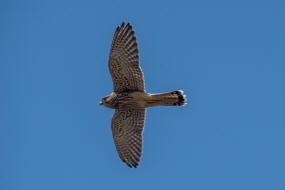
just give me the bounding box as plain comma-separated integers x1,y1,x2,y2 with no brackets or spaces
100,22,186,168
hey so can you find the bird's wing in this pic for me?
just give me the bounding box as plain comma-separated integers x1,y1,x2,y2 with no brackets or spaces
111,108,146,168
108,22,145,93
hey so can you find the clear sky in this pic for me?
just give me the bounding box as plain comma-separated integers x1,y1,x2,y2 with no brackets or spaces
1,0,285,189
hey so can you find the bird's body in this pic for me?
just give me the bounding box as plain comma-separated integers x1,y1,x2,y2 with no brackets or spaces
101,91,148,109
100,22,186,168
101,90,186,109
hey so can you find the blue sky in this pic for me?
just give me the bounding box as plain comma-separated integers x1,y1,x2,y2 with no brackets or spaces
1,0,285,189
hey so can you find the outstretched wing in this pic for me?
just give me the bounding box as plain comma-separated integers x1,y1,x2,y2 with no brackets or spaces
108,22,145,93
111,108,146,168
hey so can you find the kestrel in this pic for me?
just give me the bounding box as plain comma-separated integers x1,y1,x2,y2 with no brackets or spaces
100,22,186,168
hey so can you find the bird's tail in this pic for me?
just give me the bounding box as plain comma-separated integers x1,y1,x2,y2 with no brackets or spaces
146,90,187,107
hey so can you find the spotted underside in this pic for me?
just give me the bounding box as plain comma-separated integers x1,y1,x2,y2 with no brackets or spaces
105,22,186,168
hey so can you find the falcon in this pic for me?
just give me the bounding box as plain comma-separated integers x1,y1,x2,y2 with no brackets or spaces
100,22,186,168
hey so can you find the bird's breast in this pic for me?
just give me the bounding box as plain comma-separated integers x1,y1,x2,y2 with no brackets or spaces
114,92,148,109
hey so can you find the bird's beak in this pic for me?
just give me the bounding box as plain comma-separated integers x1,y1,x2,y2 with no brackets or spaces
99,100,103,105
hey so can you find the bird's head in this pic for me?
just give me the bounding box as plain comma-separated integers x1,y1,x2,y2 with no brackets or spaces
99,93,115,108
99,96,107,105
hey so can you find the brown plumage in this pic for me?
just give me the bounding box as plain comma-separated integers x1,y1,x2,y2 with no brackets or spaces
100,22,187,168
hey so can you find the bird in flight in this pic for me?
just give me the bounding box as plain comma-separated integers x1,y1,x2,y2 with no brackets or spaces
100,22,186,168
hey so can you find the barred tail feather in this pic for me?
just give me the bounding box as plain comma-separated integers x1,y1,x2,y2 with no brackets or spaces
146,90,187,107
